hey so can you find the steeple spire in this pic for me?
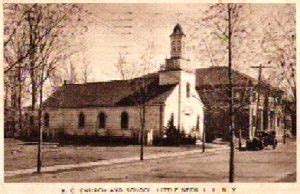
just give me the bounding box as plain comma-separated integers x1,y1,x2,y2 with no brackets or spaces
171,23,185,36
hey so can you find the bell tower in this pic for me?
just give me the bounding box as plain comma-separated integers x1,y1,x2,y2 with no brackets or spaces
170,23,186,59
159,24,195,86
164,23,190,71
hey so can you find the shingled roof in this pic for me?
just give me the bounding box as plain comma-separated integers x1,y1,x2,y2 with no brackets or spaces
196,66,284,107
196,66,283,92
196,66,256,88
44,66,283,108
43,77,176,108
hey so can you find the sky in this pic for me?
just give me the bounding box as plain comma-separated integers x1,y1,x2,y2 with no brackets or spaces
33,3,293,84
71,3,294,83
79,4,209,81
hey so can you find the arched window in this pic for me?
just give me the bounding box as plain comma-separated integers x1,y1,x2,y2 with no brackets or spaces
186,83,190,98
98,112,106,128
44,113,50,127
78,112,85,128
121,112,129,129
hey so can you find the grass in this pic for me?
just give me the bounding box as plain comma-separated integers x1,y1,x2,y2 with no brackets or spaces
6,139,296,183
5,138,202,171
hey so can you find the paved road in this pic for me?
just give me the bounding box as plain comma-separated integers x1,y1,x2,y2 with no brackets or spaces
6,140,296,182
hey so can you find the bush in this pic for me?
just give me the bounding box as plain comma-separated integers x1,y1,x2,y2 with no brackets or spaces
154,118,196,146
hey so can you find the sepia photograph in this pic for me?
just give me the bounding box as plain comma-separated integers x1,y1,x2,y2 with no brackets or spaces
3,2,296,184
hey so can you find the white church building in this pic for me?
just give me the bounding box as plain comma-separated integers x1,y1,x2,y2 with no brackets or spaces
41,24,205,144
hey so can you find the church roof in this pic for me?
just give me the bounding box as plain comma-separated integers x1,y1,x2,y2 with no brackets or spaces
43,76,176,108
44,66,283,109
196,66,284,107
196,66,283,92
171,23,185,36
196,66,255,88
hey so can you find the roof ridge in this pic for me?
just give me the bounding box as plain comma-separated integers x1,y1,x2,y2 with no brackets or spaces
65,79,129,85
64,73,159,86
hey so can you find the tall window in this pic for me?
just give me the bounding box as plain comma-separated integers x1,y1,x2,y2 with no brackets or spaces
98,112,106,128
168,113,175,127
44,113,50,127
196,115,200,130
78,112,85,128
121,112,129,129
186,83,190,98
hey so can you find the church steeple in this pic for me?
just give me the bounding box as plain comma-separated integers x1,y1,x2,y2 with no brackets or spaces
163,24,190,71
170,23,186,59
159,24,195,86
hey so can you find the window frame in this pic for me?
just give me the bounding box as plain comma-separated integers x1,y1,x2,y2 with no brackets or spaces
78,112,85,129
186,82,191,98
121,111,129,129
43,112,50,128
98,112,106,129
196,115,200,130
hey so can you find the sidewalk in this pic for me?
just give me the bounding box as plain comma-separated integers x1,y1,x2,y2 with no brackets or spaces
5,143,228,177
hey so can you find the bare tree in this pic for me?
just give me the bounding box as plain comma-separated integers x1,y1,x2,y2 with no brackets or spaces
4,3,90,108
4,3,91,173
261,4,296,135
115,52,137,80
64,59,79,84
200,3,252,182
114,40,158,160
80,52,93,83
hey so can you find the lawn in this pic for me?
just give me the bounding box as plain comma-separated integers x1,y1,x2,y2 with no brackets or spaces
5,138,202,171
6,139,296,182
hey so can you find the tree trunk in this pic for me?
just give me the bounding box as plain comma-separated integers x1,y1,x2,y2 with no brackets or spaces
28,9,37,115
140,105,145,160
17,64,23,136
228,3,235,183
291,110,296,136
37,72,44,173
202,127,206,153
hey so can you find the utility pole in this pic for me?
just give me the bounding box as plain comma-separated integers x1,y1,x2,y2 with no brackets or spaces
227,3,235,183
250,64,273,136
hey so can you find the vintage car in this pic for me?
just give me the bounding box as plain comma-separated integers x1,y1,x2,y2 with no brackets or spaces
246,130,278,150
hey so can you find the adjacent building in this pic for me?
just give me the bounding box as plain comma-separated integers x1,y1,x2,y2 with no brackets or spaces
196,66,285,141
